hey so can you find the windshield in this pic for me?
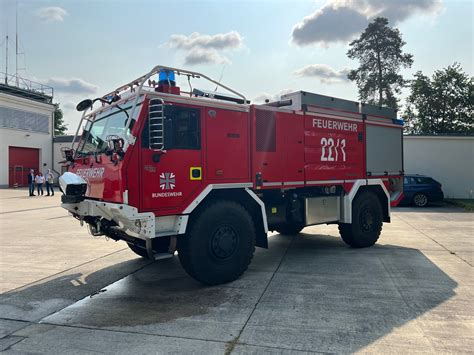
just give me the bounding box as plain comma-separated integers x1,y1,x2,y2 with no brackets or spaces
77,100,142,156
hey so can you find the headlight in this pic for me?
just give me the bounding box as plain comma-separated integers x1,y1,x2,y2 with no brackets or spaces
59,172,87,202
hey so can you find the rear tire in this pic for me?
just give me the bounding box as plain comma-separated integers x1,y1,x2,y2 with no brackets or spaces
275,223,304,236
178,201,256,285
413,193,428,207
339,191,383,248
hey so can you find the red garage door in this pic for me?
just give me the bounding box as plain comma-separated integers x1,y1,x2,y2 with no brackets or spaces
8,147,39,187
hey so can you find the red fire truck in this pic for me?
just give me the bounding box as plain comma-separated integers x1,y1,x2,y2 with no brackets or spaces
59,65,404,285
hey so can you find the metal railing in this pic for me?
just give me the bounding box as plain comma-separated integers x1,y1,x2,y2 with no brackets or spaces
0,72,53,98
71,64,247,153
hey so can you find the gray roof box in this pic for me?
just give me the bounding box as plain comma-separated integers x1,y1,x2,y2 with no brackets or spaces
279,91,398,120
281,91,360,115
360,102,397,120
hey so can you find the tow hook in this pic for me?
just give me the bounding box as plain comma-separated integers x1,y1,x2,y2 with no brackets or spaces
88,219,103,236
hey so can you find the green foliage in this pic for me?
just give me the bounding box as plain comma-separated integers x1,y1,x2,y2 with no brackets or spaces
53,103,68,136
404,63,473,134
347,17,413,109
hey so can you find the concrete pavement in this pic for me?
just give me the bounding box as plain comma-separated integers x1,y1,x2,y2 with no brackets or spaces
0,188,472,353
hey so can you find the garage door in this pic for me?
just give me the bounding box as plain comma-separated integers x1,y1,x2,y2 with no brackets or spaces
8,147,39,187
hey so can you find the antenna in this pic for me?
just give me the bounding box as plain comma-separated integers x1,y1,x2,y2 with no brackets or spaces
15,1,18,86
214,65,226,91
5,35,8,84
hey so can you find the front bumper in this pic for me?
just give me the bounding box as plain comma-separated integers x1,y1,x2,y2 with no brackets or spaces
62,199,156,240
62,198,189,240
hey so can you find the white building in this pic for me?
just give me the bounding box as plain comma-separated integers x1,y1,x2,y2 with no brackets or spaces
0,75,55,187
404,135,474,199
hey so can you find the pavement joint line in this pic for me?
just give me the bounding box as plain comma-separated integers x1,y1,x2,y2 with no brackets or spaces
225,236,295,355
0,317,31,324
0,335,26,352
0,206,60,215
3,247,131,294
37,321,232,346
0,318,33,341
235,341,330,354
5,318,330,354
393,214,473,267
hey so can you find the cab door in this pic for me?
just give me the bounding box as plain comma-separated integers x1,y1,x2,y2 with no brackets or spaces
139,102,203,214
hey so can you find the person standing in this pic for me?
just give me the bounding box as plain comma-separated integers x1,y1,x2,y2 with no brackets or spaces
45,169,55,196
35,172,45,196
27,169,35,196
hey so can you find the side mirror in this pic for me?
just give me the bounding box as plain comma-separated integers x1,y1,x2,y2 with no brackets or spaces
148,99,166,150
76,99,93,112
60,147,75,162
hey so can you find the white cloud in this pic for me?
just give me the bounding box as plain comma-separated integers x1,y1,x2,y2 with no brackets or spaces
292,4,367,47
36,7,68,22
253,89,295,104
168,31,243,50
45,78,98,95
184,48,231,65
294,64,349,83
168,31,243,66
291,0,443,47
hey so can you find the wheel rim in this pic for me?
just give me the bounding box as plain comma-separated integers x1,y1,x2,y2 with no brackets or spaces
359,206,374,232
414,194,427,206
210,225,238,260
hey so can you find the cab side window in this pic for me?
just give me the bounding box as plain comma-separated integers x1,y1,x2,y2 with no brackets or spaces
165,106,200,150
141,105,200,150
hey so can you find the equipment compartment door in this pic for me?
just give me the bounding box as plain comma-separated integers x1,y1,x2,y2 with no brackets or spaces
205,108,249,181
279,112,304,184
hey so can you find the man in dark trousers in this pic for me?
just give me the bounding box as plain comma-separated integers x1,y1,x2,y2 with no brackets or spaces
27,169,35,196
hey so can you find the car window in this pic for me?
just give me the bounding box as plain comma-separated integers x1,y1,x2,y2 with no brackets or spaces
414,177,432,184
404,177,409,184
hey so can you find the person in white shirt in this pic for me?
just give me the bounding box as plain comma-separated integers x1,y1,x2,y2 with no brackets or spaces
45,169,55,196
35,173,45,196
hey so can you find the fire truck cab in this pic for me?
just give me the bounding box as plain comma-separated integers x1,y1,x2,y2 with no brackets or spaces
59,65,404,285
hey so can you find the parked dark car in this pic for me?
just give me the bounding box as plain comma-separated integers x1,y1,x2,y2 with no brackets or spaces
402,174,444,207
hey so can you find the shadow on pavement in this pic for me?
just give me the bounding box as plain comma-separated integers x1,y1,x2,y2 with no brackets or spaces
1,234,459,352
0,257,150,322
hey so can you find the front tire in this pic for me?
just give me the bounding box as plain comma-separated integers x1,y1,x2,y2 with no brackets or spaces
413,193,428,207
275,223,304,236
127,237,170,259
339,191,383,248
178,201,256,285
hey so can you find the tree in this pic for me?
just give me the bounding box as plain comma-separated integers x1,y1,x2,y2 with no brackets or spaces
404,63,473,135
53,103,68,136
347,17,413,109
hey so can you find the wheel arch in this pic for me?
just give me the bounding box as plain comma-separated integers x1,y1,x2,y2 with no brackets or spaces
342,179,390,223
184,186,268,249
361,185,390,222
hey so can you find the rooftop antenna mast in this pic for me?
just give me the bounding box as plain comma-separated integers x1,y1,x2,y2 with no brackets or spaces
15,0,19,86
4,3,9,85
4,34,8,85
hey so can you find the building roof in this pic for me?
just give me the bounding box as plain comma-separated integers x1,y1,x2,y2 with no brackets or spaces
0,73,53,104
53,135,79,143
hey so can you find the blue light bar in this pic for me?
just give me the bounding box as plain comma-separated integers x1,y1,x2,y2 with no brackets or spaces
158,70,176,83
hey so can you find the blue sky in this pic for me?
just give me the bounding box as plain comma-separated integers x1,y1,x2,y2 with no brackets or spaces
1,0,472,132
